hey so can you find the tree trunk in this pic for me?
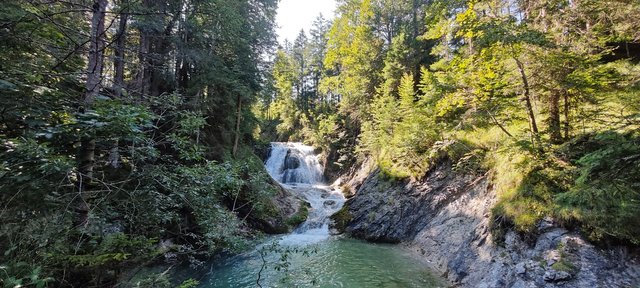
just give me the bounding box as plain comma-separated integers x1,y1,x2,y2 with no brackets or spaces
487,108,513,138
75,138,96,228
110,8,126,165
136,0,153,98
548,90,562,144
76,0,107,228
137,32,150,97
113,11,128,98
514,57,539,141
150,11,180,97
563,91,570,140
84,0,107,108
233,95,242,158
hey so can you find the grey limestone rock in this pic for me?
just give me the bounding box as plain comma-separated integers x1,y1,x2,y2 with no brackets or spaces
336,158,640,288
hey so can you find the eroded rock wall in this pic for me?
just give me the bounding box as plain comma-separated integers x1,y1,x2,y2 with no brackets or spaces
336,158,640,287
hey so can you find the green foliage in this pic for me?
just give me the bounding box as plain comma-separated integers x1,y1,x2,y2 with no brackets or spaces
491,131,640,244
64,234,159,268
0,0,285,286
258,0,640,249
286,204,309,227
555,131,640,244
168,111,207,161
177,278,200,288
322,0,383,122
0,87,285,284
330,206,353,233
0,264,53,288
2,0,640,285
551,260,577,274
360,71,441,179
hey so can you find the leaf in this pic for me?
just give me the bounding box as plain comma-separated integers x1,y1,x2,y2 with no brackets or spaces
4,245,17,256
0,79,17,91
6,275,23,286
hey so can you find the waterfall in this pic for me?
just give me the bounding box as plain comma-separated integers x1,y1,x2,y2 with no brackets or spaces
265,143,324,184
264,142,345,245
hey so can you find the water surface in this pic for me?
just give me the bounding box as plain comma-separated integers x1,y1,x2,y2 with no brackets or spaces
201,237,444,288
194,143,445,287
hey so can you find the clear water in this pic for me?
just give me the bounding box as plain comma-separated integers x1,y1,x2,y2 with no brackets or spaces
189,143,445,287
200,237,445,288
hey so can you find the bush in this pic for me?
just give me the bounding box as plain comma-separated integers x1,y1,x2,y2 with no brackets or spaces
555,131,640,244
491,130,640,245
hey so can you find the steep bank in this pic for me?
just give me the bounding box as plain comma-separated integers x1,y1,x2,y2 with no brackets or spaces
333,158,640,287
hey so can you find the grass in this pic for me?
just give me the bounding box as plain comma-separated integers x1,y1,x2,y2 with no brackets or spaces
551,260,577,273
360,83,640,245
446,91,640,246
488,129,640,245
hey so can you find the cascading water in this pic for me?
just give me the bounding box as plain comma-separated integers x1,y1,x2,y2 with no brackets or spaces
187,143,444,287
265,142,346,245
264,142,324,184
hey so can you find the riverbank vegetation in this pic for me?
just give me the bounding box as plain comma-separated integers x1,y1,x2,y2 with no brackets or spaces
259,0,640,246
2,0,639,286
0,0,296,286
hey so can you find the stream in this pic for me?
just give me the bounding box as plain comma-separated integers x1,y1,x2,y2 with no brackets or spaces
197,143,444,287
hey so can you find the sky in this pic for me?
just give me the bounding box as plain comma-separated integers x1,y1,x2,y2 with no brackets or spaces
276,0,337,45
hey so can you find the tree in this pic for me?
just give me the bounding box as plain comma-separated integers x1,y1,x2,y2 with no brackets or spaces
322,0,383,123
75,0,108,228
1,0,284,285
293,29,309,111
309,14,330,108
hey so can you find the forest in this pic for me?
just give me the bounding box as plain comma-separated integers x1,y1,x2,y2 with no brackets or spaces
263,0,640,245
0,0,639,287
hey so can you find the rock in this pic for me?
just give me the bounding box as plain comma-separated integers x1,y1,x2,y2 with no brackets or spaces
339,157,640,288
555,271,572,281
537,216,555,232
544,270,572,282
323,200,336,207
544,250,560,266
284,151,301,169
543,270,556,282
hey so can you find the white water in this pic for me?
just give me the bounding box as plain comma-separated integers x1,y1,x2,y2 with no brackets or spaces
182,142,445,287
265,142,346,245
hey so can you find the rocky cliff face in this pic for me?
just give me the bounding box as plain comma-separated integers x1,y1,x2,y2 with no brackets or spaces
334,158,640,287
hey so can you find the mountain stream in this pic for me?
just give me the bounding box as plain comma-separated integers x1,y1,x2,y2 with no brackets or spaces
197,143,444,287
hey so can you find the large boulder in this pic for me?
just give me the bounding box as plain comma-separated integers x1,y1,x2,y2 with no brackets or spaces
284,150,301,170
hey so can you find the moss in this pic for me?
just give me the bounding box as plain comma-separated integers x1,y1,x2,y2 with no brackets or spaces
551,260,577,273
538,260,546,268
340,184,354,198
177,279,200,288
285,204,309,228
330,205,353,233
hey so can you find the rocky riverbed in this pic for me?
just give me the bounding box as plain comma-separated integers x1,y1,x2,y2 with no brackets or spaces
332,158,640,287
